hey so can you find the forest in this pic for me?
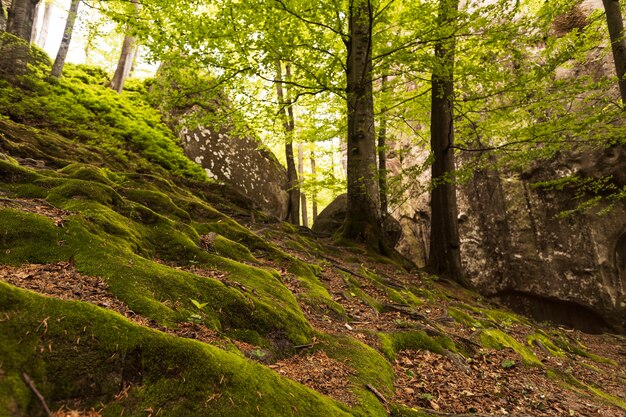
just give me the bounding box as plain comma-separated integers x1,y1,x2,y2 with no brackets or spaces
0,0,626,415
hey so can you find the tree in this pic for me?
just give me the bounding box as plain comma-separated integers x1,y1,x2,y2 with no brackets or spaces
6,0,40,41
0,1,6,31
34,0,52,48
602,0,626,104
342,0,384,250
298,141,308,227
276,60,301,225
110,0,140,93
427,0,469,286
50,0,80,78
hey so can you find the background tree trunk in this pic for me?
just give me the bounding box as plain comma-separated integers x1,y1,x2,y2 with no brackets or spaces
50,0,80,78
275,60,300,225
310,150,318,222
378,74,389,216
0,1,6,32
35,0,51,48
343,0,384,250
602,0,626,104
110,0,140,93
7,0,40,41
29,0,39,42
298,141,308,227
427,0,468,286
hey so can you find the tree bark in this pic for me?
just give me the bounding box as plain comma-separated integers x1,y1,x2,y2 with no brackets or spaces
602,0,626,104
343,0,384,250
298,141,308,227
35,0,51,48
50,0,80,78
275,60,300,225
378,74,389,216
29,0,39,43
0,1,6,32
110,0,140,93
7,0,40,42
427,0,469,286
310,150,318,222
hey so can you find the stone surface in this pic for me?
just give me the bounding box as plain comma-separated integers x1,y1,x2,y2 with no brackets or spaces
181,123,289,220
312,193,347,235
459,150,626,333
312,193,403,247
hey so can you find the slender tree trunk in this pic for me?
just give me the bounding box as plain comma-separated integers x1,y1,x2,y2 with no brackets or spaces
110,0,140,93
427,0,468,286
29,0,40,43
7,0,40,42
35,0,51,48
298,141,308,227
310,150,318,222
50,0,80,78
0,1,6,32
378,74,389,216
602,0,626,104
343,0,384,250
275,60,300,225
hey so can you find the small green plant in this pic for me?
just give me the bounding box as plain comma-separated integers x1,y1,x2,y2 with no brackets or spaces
188,298,208,323
501,359,516,369
190,299,208,309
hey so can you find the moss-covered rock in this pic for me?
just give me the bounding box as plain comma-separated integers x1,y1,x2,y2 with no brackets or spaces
0,283,353,417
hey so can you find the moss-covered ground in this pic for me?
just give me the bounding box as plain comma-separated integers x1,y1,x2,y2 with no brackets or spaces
0,35,625,416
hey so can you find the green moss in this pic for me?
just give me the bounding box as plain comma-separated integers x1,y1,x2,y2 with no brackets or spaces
320,334,393,417
0,158,38,183
479,329,542,366
378,330,458,360
547,369,626,411
0,283,352,417
0,209,74,265
448,307,484,328
122,188,191,221
47,179,123,208
59,163,114,186
527,332,565,357
340,271,383,312
211,234,258,263
551,334,616,365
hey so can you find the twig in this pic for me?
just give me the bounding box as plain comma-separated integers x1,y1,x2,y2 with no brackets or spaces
22,372,53,417
365,383,388,404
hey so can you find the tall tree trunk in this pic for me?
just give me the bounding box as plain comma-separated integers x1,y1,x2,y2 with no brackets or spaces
343,0,384,250
298,141,308,227
110,0,140,93
35,0,51,48
29,0,40,43
378,74,389,216
275,60,300,225
7,0,40,42
427,0,468,286
0,1,6,32
310,150,318,222
50,0,80,78
602,0,626,104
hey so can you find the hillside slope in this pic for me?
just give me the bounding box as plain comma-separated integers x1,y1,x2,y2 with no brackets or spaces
0,37,625,417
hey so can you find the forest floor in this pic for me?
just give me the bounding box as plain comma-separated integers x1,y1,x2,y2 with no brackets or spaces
2,208,625,416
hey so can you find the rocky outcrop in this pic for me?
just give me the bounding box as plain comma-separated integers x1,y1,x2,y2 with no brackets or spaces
181,123,289,220
312,193,403,247
459,149,626,333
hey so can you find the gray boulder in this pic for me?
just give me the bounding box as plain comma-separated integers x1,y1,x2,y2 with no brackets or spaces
312,193,402,247
181,124,289,220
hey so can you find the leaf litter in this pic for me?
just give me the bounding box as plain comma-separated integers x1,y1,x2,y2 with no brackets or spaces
0,200,625,415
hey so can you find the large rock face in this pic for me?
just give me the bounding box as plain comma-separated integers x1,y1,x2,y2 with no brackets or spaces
459,149,626,333
181,124,289,220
